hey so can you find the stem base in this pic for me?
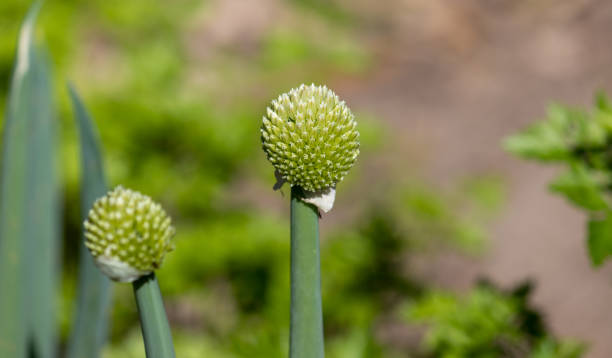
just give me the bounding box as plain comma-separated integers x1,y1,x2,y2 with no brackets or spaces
290,186,324,358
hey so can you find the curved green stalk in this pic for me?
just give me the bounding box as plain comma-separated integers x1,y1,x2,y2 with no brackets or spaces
290,186,324,358
133,273,175,358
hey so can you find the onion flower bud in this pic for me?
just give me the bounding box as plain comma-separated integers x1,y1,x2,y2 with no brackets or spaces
84,186,175,282
261,84,359,211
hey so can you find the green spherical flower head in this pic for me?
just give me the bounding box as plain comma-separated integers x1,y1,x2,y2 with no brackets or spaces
84,186,175,282
261,83,360,192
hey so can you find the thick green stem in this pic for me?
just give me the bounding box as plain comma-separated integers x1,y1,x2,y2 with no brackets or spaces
133,273,175,358
290,186,324,358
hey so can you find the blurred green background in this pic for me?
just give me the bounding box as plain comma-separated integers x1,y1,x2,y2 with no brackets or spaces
0,0,596,357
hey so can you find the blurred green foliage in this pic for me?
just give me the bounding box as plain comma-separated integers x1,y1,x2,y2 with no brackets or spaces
106,178,508,357
404,283,584,358
0,0,584,356
505,94,612,266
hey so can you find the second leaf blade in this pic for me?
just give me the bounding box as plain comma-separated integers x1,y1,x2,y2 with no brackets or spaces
66,85,113,358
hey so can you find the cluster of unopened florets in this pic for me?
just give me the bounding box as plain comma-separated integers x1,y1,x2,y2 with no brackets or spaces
84,186,175,282
261,84,360,192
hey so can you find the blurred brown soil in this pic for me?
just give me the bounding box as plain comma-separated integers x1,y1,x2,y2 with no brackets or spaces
337,1,612,357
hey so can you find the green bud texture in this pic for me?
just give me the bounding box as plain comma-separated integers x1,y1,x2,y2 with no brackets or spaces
84,186,175,282
261,83,360,192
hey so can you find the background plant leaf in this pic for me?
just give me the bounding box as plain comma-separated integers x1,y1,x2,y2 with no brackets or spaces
587,214,612,266
504,104,606,162
549,164,609,211
503,105,573,161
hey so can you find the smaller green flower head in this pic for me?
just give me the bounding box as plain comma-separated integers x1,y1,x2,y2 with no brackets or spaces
261,83,360,192
84,186,175,282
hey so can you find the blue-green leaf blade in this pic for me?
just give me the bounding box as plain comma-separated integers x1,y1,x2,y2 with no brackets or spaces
66,85,112,358
0,2,60,357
